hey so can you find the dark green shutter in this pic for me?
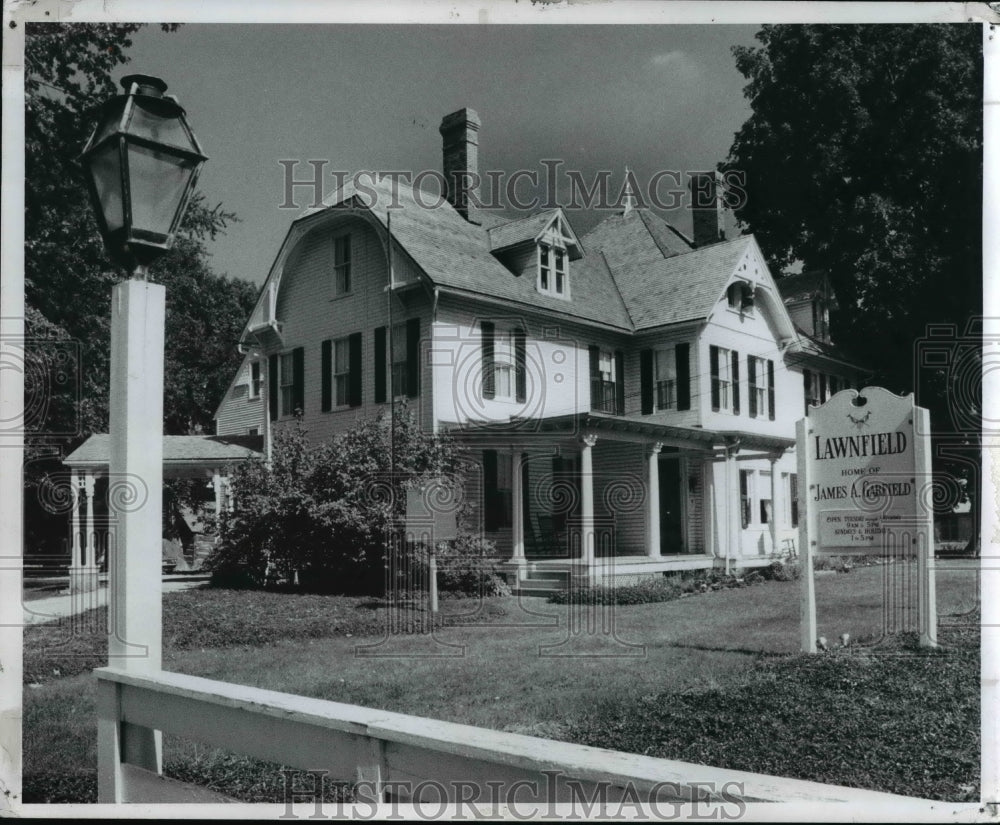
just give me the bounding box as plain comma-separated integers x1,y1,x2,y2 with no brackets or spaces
348,332,362,407
374,326,387,403
481,321,495,400
514,328,526,403
405,318,420,398
292,347,305,415
588,345,599,411
640,349,653,414
710,346,720,411
767,359,775,420
731,350,740,415
268,354,278,420
748,356,758,418
483,449,498,532
819,373,827,404
614,350,625,415
803,369,812,416
676,343,691,411
321,340,332,412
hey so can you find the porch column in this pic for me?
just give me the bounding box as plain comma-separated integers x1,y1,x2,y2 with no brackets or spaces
580,434,597,565
212,470,223,519
84,472,96,569
725,442,740,574
511,450,525,570
69,470,81,588
646,442,662,558
769,455,779,555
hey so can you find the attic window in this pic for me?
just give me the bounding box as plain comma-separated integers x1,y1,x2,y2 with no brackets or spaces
538,243,569,298
727,281,754,312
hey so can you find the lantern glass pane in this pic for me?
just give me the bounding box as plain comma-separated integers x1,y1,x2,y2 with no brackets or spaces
127,100,198,152
88,143,124,232
126,143,197,236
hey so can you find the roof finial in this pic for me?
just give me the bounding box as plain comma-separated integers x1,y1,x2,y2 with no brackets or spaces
622,166,637,216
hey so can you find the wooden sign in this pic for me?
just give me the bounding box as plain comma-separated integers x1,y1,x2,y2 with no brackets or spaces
797,387,936,651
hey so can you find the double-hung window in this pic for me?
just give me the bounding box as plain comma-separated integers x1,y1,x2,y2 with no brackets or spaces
333,337,351,407
279,352,295,417
538,244,568,298
714,347,732,412
390,323,407,398
333,234,351,296
655,348,677,410
592,349,616,413
493,331,514,399
249,360,262,400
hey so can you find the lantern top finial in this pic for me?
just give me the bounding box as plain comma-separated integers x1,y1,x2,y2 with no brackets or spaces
120,74,168,98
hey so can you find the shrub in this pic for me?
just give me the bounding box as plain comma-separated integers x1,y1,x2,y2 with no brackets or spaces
549,576,683,606
206,406,473,595
760,560,801,581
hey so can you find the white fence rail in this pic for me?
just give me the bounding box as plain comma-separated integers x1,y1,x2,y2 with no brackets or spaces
96,666,944,812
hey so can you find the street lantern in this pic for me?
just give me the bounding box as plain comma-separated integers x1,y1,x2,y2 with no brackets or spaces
80,74,207,274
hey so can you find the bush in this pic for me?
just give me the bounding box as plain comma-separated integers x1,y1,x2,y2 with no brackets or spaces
760,560,801,581
550,576,683,606
206,406,472,595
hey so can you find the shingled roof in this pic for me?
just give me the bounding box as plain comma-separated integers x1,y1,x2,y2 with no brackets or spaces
64,434,263,469
281,181,763,334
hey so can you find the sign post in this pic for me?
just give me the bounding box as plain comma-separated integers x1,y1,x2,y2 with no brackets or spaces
797,387,936,652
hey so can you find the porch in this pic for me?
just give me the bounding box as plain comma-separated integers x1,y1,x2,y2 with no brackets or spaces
62,434,263,593
446,413,797,588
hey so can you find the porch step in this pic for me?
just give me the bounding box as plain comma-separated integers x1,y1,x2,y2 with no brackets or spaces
511,567,573,595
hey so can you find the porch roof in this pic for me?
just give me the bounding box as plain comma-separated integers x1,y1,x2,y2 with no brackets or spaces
442,413,795,453
63,434,264,475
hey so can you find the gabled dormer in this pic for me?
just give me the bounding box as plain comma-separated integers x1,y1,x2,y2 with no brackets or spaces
488,209,583,300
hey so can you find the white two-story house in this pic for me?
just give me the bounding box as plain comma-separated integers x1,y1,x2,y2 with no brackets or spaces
215,108,864,587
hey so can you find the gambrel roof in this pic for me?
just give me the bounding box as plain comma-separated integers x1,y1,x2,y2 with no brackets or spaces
241,177,802,344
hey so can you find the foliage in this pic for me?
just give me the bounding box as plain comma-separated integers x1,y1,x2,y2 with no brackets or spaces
414,534,510,597
207,407,477,595
568,623,979,801
23,22,254,447
549,566,788,605
722,24,983,544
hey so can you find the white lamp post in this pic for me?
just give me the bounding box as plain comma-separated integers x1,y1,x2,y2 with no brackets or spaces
81,74,206,795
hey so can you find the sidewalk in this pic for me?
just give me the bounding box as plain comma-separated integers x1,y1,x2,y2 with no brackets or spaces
23,576,210,626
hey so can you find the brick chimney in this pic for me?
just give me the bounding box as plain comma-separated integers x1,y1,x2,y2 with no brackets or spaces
689,171,725,248
439,108,481,224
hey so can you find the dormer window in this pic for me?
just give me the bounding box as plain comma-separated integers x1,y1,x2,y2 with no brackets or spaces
333,234,351,296
538,243,568,298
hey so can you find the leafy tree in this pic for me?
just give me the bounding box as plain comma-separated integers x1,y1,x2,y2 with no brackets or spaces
23,23,257,557
25,22,253,441
722,24,983,549
209,407,501,596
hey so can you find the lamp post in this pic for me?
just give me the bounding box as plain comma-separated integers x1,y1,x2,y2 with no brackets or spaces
81,74,206,797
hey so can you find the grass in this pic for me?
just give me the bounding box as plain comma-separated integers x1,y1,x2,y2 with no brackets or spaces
21,562,980,804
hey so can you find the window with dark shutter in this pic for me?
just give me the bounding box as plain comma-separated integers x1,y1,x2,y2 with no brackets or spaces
748,356,758,418
374,326,387,404
767,359,775,420
348,331,362,407
640,349,653,414
710,345,720,411
321,340,332,412
481,321,495,400
483,449,499,532
731,350,740,415
268,354,278,420
676,342,691,411
615,351,625,415
804,369,814,415
292,346,305,415
405,318,420,398
514,328,526,403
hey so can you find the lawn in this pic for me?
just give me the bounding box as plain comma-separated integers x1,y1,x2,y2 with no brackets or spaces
21,561,980,804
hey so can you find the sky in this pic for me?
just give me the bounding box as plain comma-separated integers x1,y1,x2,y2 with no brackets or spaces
115,23,761,287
